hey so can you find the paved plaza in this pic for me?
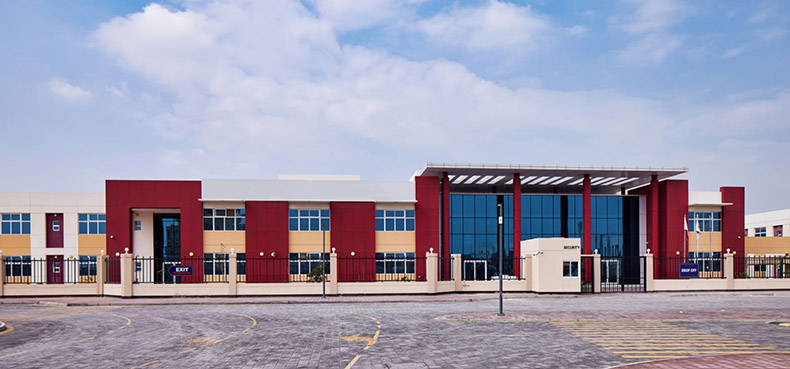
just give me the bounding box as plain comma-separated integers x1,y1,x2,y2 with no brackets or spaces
2,292,790,368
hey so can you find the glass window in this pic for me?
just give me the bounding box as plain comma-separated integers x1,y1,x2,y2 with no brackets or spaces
78,213,107,235
563,261,579,277
375,209,415,232
203,208,245,231
289,209,330,231
755,227,767,237
1,213,32,235
288,253,329,275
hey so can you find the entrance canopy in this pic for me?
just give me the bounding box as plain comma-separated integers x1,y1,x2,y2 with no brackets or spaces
416,163,687,195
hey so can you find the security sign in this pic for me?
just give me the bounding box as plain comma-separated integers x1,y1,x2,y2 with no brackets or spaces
167,265,193,276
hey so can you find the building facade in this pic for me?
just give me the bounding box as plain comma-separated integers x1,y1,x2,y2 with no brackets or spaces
0,164,749,283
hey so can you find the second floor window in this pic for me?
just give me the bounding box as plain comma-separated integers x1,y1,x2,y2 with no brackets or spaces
203,209,245,231
375,210,415,231
79,214,106,234
1,213,31,235
755,227,767,237
289,209,329,231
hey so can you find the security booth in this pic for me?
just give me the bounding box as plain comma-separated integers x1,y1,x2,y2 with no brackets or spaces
521,238,582,293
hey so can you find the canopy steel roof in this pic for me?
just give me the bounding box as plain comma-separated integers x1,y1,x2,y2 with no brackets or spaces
417,163,687,195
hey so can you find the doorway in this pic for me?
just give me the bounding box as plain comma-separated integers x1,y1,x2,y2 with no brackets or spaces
47,255,64,284
46,213,64,248
153,214,181,283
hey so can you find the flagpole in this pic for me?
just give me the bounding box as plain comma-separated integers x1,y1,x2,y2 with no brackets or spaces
709,216,712,275
683,216,688,262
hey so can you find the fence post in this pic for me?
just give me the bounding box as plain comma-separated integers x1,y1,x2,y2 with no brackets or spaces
725,253,734,290
452,254,462,291
522,255,531,291
96,252,105,296
593,254,602,293
426,252,438,294
0,252,5,297
329,253,338,295
120,253,133,298
645,252,654,292
229,251,238,296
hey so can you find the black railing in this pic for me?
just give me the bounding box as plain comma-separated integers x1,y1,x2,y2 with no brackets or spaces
132,257,205,284
581,255,594,293
438,256,453,281
242,257,290,283
734,256,790,279
600,256,646,293
4,257,97,284
654,256,724,279
106,257,121,284
460,257,523,281
337,256,423,282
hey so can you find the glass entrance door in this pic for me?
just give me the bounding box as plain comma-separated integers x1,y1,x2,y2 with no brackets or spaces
154,214,181,283
602,259,620,284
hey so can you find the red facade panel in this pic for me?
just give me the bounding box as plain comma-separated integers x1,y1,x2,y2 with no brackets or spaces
245,201,289,282
657,179,688,278
512,173,521,278
46,213,64,248
650,175,660,260
415,176,440,281
720,187,745,257
105,180,203,282
582,174,591,254
331,202,376,282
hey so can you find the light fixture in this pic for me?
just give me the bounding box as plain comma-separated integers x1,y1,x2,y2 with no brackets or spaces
100,250,105,255
259,252,264,257
115,252,120,257
646,248,651,254
124,247,129,254
332,247,336,253
189,252,194,257
594,249,598,254
230,248,235,254
429,247,434,253
676,251,680,256
350,251,355,256
727,248,731,253
271,252,276,257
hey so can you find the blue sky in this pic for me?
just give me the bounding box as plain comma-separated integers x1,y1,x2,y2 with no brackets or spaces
1,0,788,213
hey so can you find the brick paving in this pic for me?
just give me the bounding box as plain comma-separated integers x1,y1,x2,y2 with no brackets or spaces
0,292,789,368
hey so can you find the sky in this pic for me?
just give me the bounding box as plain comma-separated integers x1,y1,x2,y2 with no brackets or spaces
0,0,788,213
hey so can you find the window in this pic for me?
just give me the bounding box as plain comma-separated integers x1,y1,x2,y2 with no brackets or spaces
688,212,722,232
52,221,60,232
134,220,142,231
1,213,31,235
237,253,246,275
745,228,749,237
774,225,783,237
289,253,329,274
755,227,767,237
375,210,415,231
203,253,229,275
79,256,97,276
689,252,722,272
563,261,579,277
288,209,329,231
5,256,31,277
375,253,415,274
78,214,106,234
203,209,245,231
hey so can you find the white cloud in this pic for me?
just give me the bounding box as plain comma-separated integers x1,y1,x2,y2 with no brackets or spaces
306,0,423,31
722,46,744,58
416,0,551,53
48,79,93,102
617,33,680,63
566,25,587,36
618,0,685,35
611,0,687,64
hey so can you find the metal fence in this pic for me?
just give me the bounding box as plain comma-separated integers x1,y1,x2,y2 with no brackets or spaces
460,257,524,281
241,257,290,283
654,256,725,279
600,256,646,293
439,256,453,281
580,256,594,293
105,258,121,284
132,257,208,284
337,256,424,282
4,257,97,284
734,256,790,279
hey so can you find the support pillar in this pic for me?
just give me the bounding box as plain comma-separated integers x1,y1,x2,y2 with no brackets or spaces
0,252,4,297
649,174,659,275
593,253,601,293
512,173,521,278
452,254,462,291
724,253,734,290
645,252,654,292
96,251,105,296
229,251,238,296
441,172,450,280
523,254,532,292
120,253,133,298
426,252,438,294
329,253,338,295
583,174,592,254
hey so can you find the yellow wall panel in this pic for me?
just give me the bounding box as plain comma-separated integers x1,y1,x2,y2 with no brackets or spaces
376,231,415,253
203,231,246,253
289,231,330,253
78,235,106,255
0,235,31,256
746,237,790,255
687,232,722,253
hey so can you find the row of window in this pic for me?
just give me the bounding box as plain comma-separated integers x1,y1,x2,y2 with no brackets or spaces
749,226,784,237
2,213,105,235
4,255,97,277
203,209,246,231
289,209,330,231
375,210,415,231
201,253,415,275
688,212,722,232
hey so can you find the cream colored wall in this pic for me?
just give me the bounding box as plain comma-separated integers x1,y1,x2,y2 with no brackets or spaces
686,231,722,253
78,235,106,255
522,238,581,293
0,235,31,255
745,237,790,256
204,231,245,253
131,211,154,257
376,203,415,210
289,231,331,253
375,232,415,253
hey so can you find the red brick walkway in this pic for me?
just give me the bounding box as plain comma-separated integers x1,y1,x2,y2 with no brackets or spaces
613,353,790,368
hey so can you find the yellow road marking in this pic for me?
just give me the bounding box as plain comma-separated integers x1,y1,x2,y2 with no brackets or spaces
622,355,690,359
241,314,257,333
343,315,381,368
344,355,361,369
133,360,159,368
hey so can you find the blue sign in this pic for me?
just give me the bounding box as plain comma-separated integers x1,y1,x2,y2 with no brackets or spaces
167,265,193,276
679,263,699,278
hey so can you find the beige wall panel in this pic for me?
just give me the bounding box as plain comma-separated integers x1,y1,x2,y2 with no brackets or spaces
688,205,723,213
745,237,790,255
0,235,31,255
687,232,722,253
203,231,246,253
376,203,415,210
78,235,106,255
289,231,331,253
289,202,330,209
375,231,416,253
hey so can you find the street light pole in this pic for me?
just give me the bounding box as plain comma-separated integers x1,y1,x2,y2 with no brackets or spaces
322,224,326,299
498,202,504,316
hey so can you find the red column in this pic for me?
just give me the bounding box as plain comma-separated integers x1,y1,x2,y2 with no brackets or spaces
441,171,450,279
650,175,659,256
583,174,591,254
415,176,440,281
512,173,521,278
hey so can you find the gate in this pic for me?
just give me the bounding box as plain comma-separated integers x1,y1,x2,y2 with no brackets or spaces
581,256,594,293
600,256,646,293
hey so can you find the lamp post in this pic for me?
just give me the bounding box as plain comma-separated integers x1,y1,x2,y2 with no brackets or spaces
497,202,504,316
322,223,326,299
